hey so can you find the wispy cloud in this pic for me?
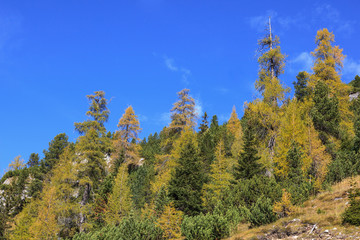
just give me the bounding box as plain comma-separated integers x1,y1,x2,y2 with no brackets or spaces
343,58,360,78
160,112,171,125
194,98,202,118
248,4,357,37
215,87,229,94
290,52,313,73
137,114,148,122
163,55,191,84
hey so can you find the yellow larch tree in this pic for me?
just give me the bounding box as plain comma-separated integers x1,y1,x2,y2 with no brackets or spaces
30,185,59,240
104,163,132,225
202,139,233,211
273,189,295,218
8,155,25,171
157,202,183,240
114,105,141,164
310,28,353,138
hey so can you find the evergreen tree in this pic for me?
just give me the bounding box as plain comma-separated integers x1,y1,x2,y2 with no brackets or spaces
74,91,110,135
198,112,209,134
41,133,69,172
168,130,204,216
311,80,340,142
169,89,197,133
350,75,360,93
234,126,261,180
74,91,111,232
293,71,310,102
27,153,39,167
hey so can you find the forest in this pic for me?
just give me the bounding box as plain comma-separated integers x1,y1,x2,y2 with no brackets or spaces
1,25,360,240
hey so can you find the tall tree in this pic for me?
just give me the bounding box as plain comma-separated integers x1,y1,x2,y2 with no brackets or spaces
233,125,262,180
27,153,39,168
168,130,204,216
74,91,111,232
74,91,110,135
169,89,197,133
311,28,352,137
255,17,288,107
114,105,141,164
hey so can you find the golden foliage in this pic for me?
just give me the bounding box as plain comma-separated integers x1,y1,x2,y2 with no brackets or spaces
8,155,25,171
104,163,132,225
158,202,183,240
273,189,295,218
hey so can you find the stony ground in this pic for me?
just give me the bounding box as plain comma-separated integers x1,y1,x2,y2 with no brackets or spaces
227,176,360,240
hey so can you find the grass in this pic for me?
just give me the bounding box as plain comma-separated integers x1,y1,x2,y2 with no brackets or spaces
226,176,360,240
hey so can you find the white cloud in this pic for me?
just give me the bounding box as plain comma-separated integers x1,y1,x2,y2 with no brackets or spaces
291,52,313,73
163,56,191,84
248,10,277,32
194,98,202,118
343,58,360,77
160,112,171,125
218,113,231,123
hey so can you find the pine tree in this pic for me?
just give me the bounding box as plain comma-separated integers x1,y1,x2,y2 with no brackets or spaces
234,126,261,180
294,71,310,102
27,153,39,168
168,130,204,216
114,105,141,164
104,163,132,225
74,91,111,232
169,89,197,133
41,133,69,172
74,90,110,135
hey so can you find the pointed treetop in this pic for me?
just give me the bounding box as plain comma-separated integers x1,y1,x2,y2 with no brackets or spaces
117,105,141,143
227,106,242,136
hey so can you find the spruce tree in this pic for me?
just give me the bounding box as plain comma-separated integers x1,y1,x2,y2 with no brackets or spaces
293,71,310,102
198,112,209,134
234,126,261,180
311,80,340,141
168,131,204,216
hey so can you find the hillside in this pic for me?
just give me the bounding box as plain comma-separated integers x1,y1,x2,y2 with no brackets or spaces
228,176,360,240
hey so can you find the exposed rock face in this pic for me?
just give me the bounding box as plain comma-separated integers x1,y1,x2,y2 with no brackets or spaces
349,92,359,101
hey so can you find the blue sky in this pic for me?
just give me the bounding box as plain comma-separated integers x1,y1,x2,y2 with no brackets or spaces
1,0,360,174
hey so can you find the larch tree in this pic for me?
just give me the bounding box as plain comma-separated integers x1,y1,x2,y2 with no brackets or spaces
8,156,25,171
227,106,242,136
114,105,141,164
169,89,197,133
158,202,183,240
104,163,132,225
311,28,352,138
246,18,289,175
202,139,233,211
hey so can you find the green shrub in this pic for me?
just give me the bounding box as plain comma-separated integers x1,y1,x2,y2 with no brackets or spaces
342,181,360,226
72,216,163,240
246,195,277,227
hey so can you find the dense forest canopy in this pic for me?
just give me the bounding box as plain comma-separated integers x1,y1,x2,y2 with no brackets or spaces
1,18,360,240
